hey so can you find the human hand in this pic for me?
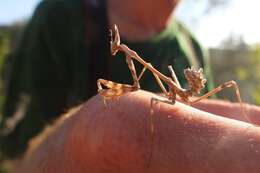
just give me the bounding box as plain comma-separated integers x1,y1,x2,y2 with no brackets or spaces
13,90,260,173
191,98,260,124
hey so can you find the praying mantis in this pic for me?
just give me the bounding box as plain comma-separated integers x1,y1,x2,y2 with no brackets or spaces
97,25,251,124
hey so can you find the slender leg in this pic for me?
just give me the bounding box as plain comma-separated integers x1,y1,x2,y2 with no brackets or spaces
125,52,170,96
150,96,176,144
147,96,176,168
126,55,141,89
126,56,169,97
190,80,250,123
152,71,169,97
132,61,169,97
137,66,147,81
168,65,181,88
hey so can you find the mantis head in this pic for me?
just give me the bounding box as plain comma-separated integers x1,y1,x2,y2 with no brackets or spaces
184,67,207,95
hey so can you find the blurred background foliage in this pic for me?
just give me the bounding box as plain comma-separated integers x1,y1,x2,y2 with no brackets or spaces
0,23,24,113
210,36,260,104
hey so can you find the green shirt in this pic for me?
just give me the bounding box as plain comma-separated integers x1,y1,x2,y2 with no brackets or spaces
0,0,213,159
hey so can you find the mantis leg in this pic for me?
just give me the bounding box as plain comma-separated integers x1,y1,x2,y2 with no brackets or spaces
137,66,147,81
168,65,181,88
151,69,169,97
146,96,176,168
190,80,250,123
126,55,141,89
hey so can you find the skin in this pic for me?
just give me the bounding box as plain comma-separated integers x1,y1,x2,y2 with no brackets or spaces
192,98,260,124
107,0,181,41
12,90,260,173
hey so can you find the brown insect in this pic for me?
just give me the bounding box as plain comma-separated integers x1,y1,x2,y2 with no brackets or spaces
97,25,250,123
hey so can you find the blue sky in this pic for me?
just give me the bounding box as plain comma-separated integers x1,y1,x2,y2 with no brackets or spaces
0,0,40,25
0,0,260,47
177,0,260,47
